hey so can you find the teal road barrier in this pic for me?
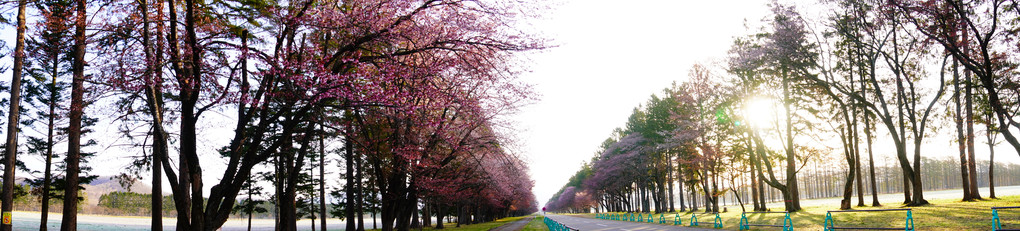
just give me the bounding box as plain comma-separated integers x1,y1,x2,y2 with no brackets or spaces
689,213,723,229
739,211,792,231
823,208,913,231
993,206,1020,231
544,216,579,231
596,212,680,226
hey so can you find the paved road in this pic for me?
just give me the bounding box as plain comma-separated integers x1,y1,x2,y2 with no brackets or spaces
491,215,535,231
544,214,719,231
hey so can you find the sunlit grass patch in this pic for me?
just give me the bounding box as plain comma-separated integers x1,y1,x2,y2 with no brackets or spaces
521,215,549,231
579,195,1020,230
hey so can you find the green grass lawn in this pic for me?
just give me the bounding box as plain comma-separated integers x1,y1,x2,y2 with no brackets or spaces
521,215,549,231
575,194,1020,230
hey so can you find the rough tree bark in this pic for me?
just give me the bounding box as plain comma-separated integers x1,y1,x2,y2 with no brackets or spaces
39,0,64,228
319,126,327,231
60,0,87,228
965,67,981,199
955,60,973,201
1,0,26,229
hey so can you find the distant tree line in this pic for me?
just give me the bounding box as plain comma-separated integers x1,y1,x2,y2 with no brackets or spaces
97,192,175,217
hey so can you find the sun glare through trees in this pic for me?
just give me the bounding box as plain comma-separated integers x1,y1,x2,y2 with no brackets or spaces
743,97,779,129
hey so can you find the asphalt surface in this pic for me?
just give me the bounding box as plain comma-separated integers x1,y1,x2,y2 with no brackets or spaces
544,214,720,231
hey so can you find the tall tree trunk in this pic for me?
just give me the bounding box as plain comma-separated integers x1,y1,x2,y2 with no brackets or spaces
281,125,315,231
861,67,880,206
898,88,911,205
651,181,660,213
640,183,647,213
865,113,880,206
783,71,801,212
457,204,464,227
345,128,356,231
711,173,719,213
396,180,418,231
752,129,790,211
435,203,445,229
677,177,685,211
840,125,856,210
955,59,972,201
853,113,865,207
274,153,282,230
319,127,327,231
750,154,760,211
40,15,60,231
689,186,698,211
241,30,250,231
988,124,997,198
163,0,194,229
140,0,165,228
965,68,981,199
149,86,165,231
279,187,297,231
755,150,767,211
181,0,205,227
645,182,652,213
247,186,253,231
59,0,86,228
422,200,431,227
659,177,667,213
667,155,675,212
702,183,710,213
746,133,762,211
356,149,365,231
910,149,926,205
1,0,26,229
410,204,420,229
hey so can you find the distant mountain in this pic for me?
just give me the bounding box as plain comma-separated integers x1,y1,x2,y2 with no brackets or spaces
82,176,154,206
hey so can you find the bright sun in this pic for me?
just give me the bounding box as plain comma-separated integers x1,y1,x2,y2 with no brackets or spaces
744,97,779,128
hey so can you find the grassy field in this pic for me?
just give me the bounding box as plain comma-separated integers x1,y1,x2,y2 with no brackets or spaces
574,195,1020,230
521,215,549,231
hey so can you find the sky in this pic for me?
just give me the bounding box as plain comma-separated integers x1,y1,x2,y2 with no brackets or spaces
517,0,775,206
514,0,1020,206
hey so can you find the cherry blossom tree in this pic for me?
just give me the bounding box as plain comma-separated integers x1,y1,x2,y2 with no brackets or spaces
89,0,543,230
